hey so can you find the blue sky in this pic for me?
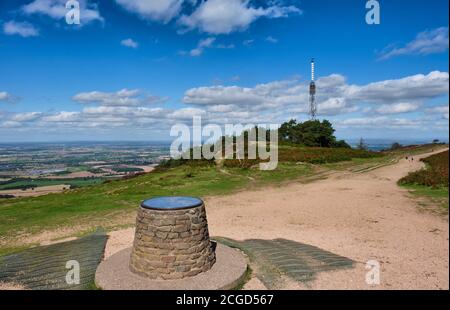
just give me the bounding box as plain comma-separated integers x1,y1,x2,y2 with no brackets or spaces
0,0,448,142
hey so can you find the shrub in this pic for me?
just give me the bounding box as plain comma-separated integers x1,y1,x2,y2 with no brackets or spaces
399,150,449,188
278,119,348,148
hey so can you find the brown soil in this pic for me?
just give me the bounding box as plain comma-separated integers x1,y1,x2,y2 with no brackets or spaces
0,282,26,290
0,184,69,198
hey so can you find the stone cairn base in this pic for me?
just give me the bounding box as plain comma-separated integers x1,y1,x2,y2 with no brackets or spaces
129,197,216,280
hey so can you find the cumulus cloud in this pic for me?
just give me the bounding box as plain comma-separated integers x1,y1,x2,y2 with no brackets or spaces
167,107,206,119
3,21,39,37
0,121,23,128
426,104,449,120
147,95,169,104
352,71,449,103
336,117,422,129
41,111,81,122
379,27,449,60
115,0,185,23
121,38,139,49
178,0,301,34
183,71,449,117
72,89,150,106
2,71,448,135
10,112,42,122
374,102,420,114
22,0,103,24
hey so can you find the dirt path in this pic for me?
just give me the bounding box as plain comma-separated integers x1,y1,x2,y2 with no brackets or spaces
105,148,449,290
206,148,449,289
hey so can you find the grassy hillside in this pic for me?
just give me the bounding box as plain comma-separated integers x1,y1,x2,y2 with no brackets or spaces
399,150,449,211
399,150,448,187
0,177,104,191
0,146,381,240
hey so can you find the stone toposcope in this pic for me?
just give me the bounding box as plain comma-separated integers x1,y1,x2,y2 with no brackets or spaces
129,196,216,280
95,196,248,290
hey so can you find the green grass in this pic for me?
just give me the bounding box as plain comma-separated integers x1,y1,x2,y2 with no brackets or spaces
0,177,105,190
1,144,446,247
0,163,313,238
398,149,448,212
399,150,449,188
401,184,449,211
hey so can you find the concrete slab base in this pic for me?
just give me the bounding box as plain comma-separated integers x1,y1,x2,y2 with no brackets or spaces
95,243,248,290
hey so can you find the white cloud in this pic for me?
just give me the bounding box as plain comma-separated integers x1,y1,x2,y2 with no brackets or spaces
41,111,81,122
115,0,185,23
189,37,215,56
318,98,358,115
147,95,169,104
217,43,235,49
168,107,205,119
3,21,39,37
22,0,103,24
178,0,301,34
0,91,19,103
374,102,420,114
0,92,12,102
336,117,422,129
243,39,254,46
184,85,267,106
121,38,139,49
182,37,235,56
352,71,449,103
2,72,448,136
0,121,22,128
82,106,166,117
183,71,449,119
265,36,278,43
10,112,42,122
379,27,449,60
73,89,144,106
426,104,449,120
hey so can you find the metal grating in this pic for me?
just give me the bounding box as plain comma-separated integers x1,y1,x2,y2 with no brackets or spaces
0,230,107,290
214,237,354,289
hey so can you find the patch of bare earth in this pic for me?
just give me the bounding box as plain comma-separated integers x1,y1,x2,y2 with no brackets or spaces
0,184,69,198
0,282,26,290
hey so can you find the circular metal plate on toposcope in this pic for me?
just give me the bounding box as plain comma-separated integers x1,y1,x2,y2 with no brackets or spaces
141,196,204,210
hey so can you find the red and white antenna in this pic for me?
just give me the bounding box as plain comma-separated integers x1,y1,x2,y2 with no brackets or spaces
309,58,317,119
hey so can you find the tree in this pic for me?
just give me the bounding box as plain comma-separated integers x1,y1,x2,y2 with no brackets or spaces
332,139,351,149
278,119,350,148
390,142,402,150
357,138,368,151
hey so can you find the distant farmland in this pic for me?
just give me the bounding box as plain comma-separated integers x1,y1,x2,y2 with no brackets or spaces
0,177,105,191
